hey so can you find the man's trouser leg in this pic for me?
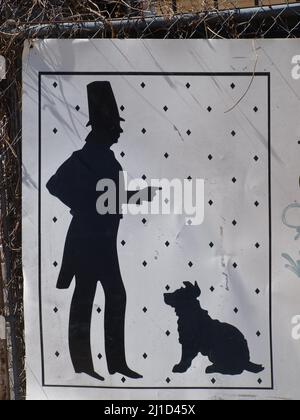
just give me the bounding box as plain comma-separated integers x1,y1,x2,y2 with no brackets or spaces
69,279,97,373
102,269,127,373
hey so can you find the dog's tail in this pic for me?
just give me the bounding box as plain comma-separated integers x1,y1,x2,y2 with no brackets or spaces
246,362,265,374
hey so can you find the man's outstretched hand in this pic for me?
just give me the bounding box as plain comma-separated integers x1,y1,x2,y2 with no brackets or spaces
144,186,162,202
127,187,162,204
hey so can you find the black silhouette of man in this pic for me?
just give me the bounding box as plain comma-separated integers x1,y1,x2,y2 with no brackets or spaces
47,81,158,381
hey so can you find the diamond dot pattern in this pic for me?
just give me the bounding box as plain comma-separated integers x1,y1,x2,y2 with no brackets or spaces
44,72,270,389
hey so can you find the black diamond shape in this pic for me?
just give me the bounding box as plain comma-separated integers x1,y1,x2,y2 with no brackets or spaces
53,261,58,268
208,154,213,161
210,286,215,292
234,307,239,314
53,307,58,313
187,176,192,181
143,353,148,359
254,156,259,162
258,378,262,385
166,330,171,337
143,307,148,313
143,261,148,267
188,261,193,268
209,200,214,206
211,378,216,384
53,82,58,88
256,288,260,295
187,130,192,136
231,83,236,89
254,106,258,113
207,106,212,113
98,353,102,360
165,241,170,247
122,377,126,383
120,152,125,158
55,351,60,358
256,331,261,337
164,153,169,159
209,242,214,248
186,83,191,89
97,307,102,314
53,128,58,134
232,177,237,183
75,105,80,112
121,240,126,246
231,130,236,137
142,128,147,134
53,217,57,223
142,174,147,181
255,243,260,249
120,105,125,112
233,262,238,269
166,378,171,384
141,82,146,89
142,218,147,225
163,106,168,112
232,220,237,226
255,201,260,207
165,285,170,291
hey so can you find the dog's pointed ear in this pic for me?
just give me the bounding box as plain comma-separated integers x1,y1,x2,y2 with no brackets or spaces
183,281,193,289
194,281,201,297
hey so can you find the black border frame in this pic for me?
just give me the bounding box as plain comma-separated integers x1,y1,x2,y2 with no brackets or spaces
38,71,273,391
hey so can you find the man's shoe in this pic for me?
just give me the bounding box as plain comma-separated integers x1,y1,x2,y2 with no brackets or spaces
109,367,143,379
76,369,105,381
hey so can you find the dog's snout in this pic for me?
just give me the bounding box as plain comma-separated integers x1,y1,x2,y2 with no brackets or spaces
164,293,172,305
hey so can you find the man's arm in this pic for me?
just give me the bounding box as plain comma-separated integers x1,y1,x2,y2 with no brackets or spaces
46,158,75,209
127,187,162,204
47,153,95,211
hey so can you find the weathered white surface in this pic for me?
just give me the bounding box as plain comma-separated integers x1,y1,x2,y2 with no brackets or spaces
0,316,6,340
0,55,6,80
23,39,300,400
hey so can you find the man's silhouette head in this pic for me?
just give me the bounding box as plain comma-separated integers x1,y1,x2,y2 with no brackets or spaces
86,81,125,145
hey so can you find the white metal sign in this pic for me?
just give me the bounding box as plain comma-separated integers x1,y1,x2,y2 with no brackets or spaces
0,55,6,81
23,39,300,400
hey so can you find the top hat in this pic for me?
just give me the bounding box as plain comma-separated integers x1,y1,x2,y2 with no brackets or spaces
86,81,125,128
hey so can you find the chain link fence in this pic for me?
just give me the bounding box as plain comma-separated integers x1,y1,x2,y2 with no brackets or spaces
0,0,300,400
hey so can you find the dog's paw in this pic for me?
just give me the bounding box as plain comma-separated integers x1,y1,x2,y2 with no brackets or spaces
173,364,189,373
205,365,216,374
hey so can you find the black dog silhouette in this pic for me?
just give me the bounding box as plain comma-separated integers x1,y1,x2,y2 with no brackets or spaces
164,282,264,376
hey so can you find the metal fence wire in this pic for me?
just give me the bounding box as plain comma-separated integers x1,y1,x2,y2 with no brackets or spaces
0,0,300,400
